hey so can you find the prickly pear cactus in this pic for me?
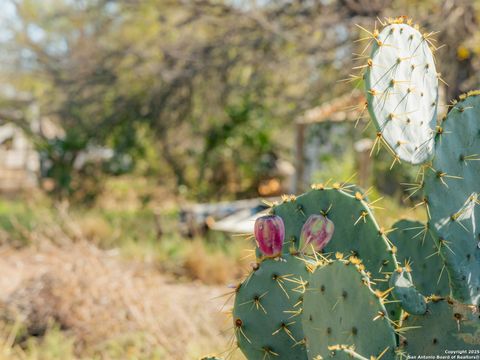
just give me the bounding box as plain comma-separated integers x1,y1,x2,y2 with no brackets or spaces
233,254,311,360
234,186,400,359
272,187,397,289
364,18,439,164
389,219,450,296
424,91,480,305
302,261,397,360
400,298,480,355
202,17,480,360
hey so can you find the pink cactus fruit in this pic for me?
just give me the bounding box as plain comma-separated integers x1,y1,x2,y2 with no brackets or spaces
254,215,285,257
300,214,334,253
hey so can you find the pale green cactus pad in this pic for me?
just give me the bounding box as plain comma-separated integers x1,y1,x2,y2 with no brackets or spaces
424,92,480,305
389,219,450,296
401,299,480,355
364,21,438,164
233,254,310,360
302,261,397,360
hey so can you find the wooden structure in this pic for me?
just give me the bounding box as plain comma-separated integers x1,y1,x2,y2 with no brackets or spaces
0,110,65,193
0,123,39,192
294,90,370,192
179,198,273,236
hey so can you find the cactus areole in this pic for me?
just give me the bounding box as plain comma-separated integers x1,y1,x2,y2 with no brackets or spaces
299,214,334,253
254,215,285,257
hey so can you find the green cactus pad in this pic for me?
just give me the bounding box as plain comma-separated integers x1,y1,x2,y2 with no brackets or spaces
302,261,397,360
424,92,480,305
389,219,450,296
364,21,438,164
401,298,480,355
390,269,427,315
233,254,310,360
272,188,397,291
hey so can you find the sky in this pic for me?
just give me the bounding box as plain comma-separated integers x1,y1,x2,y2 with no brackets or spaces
0,1,16,41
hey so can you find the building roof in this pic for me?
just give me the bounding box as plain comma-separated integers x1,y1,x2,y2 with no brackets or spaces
296,90,366,125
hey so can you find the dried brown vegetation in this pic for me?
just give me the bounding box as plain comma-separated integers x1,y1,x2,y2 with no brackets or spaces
0,239,237,359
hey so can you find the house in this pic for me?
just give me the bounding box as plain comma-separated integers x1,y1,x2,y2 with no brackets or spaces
0,123,39,192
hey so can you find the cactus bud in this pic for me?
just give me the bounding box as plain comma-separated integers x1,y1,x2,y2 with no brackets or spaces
254,215,285,257
300,214,334,253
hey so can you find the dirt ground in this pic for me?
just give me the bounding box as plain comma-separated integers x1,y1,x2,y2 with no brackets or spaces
0,241,241,359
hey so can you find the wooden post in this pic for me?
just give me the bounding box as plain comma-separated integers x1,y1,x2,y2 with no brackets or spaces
295,122,306,194
354,138,373,189
153,209,163,242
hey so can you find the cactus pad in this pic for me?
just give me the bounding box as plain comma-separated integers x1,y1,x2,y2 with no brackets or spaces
302,261,397,360
364,21,438,164
424,92,480,305
233,254,310,360
389,269,427,315
401,298,480,355
272,188,397,290
389,219,450,296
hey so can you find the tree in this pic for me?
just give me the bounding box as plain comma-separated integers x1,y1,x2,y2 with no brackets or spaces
0,0,478,201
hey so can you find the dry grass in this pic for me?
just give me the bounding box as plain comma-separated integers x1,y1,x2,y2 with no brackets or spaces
0,239,242,359
0,190,252,359
75,215,114,244
183,240,248,285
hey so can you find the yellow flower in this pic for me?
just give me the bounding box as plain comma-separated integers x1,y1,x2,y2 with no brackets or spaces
457,45,470,60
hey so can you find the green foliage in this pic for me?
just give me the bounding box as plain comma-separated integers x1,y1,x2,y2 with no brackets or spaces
1,0,479,204
2,0,343,202
371,149,420,199
89,332,167,360
308,123,357,185
39,135,103,203
197,97,278,200
0,198,38,245
21,325,77,360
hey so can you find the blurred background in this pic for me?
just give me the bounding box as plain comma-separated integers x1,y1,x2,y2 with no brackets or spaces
0,0,478,359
